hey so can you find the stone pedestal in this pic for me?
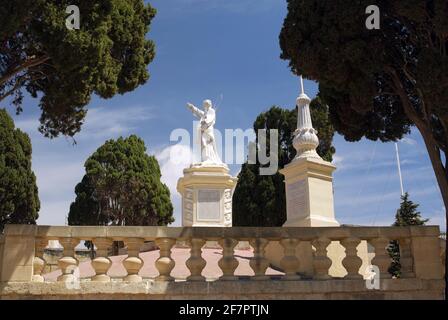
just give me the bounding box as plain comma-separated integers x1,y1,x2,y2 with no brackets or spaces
280,157,339,227
177,165,237,227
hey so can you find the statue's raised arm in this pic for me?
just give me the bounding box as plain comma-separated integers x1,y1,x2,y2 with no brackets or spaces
185,99,223,166
186,102,204,119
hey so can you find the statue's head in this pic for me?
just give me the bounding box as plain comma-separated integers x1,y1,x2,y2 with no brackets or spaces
203,99,212,110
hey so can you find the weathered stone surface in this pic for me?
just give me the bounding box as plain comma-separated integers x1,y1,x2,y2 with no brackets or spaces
0,225,444,299
0,279,443,300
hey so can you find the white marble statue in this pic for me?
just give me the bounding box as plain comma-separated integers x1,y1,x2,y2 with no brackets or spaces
186,99,223,165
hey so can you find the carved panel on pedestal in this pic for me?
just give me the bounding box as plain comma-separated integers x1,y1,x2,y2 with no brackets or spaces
197,189,221,221
286,180,307,219
223,189,232,227
183,188,194,225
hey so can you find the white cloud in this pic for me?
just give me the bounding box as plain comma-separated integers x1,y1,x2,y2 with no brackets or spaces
400,137,418,146
156,144,193,191
78,105,154,140
14,104,154,141
155,144,194,226
332,155,343,167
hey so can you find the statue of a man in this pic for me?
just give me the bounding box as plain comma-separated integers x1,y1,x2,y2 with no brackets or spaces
186,99,223,165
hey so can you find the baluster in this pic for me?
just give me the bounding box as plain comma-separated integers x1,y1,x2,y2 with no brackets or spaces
155,238,176,281
341,237,363,279
57,238,79,282
249,238,269,280
218,238,238,281
280,238,300,280
32,237,48,282
398,237,415,278
123,238,144,282
312,237,332,280
186,238,206,281
91,238,113,282
370,237,392,279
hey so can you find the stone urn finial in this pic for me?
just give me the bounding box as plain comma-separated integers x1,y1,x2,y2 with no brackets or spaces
292,76,321,160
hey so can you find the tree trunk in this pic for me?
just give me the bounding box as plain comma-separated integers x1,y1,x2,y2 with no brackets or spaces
389,70,448,298
0,55,49,86
417,127,448,299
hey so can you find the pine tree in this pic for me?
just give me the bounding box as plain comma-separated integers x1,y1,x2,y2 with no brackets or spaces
68,135,174,227
1,0,157,138
388,192,428,277
0,109,40,231
233,98,335,226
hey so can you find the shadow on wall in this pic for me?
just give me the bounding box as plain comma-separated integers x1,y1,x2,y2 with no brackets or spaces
0,225,36,282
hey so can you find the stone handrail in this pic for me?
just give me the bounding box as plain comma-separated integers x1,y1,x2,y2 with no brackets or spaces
0,224,443,283
0,224,444,299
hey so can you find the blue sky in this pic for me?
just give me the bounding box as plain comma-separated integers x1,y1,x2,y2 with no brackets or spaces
4,0,445,230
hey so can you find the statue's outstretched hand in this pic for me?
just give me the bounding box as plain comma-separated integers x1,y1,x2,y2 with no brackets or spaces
187,103,195,110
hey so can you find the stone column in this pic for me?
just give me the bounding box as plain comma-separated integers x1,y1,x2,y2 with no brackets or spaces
57,238,79,282
370,237,392,279
218,238,238,280
280,238,301,280
186,238,206,281
398,237,415,278
280,82,339,228
249,238,269,280
341,237,362,279
155,238,176,281
312,237,332,280
91,238,113,282
123,238,144,282
32,237,47,282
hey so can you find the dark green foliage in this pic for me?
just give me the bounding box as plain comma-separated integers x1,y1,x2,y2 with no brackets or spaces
280,0,448,290
279,0,448,202
0,0,156,138
68,135,174,227
388,193,428,277
0,109,39,231
233,98,335,226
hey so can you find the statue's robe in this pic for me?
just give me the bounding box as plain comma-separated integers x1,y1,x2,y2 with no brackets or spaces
190,106,221,164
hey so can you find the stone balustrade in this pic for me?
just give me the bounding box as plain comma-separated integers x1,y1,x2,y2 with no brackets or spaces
0,225,444,299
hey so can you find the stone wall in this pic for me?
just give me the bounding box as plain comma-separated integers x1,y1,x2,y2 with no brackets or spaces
0,225,444,300
0,279,443,300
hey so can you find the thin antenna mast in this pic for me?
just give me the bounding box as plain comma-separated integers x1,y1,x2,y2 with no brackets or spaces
395,142,405,196
300,75,305,94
